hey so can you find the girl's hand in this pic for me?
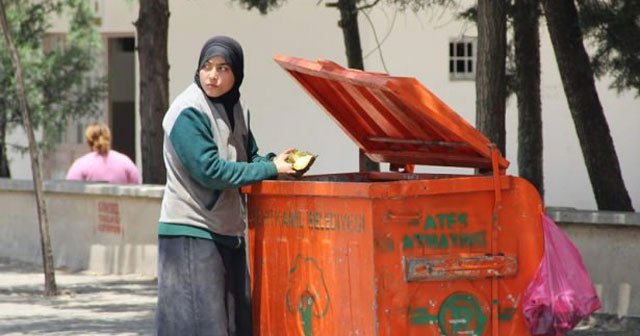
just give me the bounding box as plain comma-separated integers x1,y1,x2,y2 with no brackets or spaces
273,148,297,174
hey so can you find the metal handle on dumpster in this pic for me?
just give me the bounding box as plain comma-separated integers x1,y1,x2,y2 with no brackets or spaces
403,254,517,282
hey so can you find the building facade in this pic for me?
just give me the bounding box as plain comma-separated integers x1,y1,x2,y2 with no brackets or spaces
6,0,640,211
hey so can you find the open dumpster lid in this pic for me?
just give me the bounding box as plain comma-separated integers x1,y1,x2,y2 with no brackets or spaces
274,54,509,170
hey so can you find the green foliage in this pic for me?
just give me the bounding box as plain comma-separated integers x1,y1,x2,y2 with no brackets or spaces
387,0,453,13
578,0,640,97
231,0,452,15
231,0,286,15
0,0,106,153
456,4,475,22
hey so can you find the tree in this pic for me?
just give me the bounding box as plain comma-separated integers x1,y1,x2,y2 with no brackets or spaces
233,0,380,171
134,0,169,184
458,1,544,195
0,0,105,178
578,0,640,97
0,111,8,177
331,0,380,172
475,0,507,155
541,0,634,211
0,0,57,296
327,0,365,70
513,0,543,196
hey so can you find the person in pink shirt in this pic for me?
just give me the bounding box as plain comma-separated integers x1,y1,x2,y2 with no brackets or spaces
65,123,141,184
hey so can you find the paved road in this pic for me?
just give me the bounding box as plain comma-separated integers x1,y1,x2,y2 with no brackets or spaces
1,258,638,335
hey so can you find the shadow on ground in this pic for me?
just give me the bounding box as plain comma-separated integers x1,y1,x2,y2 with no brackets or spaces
0,258,157,335
569,315,640,336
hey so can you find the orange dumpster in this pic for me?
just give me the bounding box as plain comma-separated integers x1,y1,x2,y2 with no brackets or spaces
242,55,544,336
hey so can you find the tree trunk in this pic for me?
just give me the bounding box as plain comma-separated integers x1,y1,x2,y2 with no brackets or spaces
514,0,543,197
135,0,169,184
476,0,507,156
542,0,634,211
337,0,364,70
0,0,57,296
335,0,379,172
0,111,10,178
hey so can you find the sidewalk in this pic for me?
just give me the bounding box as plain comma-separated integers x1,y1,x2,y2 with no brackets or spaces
0,258,156,336
1,258,638,335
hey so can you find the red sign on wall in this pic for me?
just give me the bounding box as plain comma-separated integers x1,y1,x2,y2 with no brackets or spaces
97,201,121,234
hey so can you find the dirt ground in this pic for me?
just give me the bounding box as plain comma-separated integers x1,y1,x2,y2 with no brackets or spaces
1,257,638,336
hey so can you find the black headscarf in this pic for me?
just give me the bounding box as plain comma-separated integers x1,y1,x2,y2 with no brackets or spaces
194,36,244,127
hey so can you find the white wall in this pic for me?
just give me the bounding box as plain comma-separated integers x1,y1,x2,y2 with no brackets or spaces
1,180,639,316
8,0,639,211
46,0,138,33
0,180,162,275
6,128,31,179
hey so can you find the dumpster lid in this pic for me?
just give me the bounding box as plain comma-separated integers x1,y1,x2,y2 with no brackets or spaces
274,54,509,170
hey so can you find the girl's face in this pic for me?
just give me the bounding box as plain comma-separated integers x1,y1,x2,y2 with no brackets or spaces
199,56,235,97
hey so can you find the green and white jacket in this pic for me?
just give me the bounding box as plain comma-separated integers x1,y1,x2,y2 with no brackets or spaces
158,83,277,244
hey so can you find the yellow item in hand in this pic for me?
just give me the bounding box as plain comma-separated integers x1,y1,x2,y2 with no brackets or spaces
285,150,317,172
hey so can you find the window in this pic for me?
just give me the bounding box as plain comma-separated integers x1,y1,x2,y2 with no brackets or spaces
90,0,104,25
449,37,477,81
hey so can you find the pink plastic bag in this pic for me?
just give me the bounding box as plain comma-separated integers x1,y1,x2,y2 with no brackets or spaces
523,214,601,336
